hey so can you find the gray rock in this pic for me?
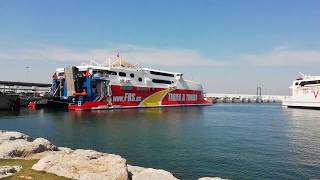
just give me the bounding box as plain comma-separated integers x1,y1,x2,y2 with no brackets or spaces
0,130,58,159
58,147,73,153
128,165,179,180
32,149,128,180
0,130,32,144
0,165,23,179
26,146,74,160
32,138,58,153
127,165,145,176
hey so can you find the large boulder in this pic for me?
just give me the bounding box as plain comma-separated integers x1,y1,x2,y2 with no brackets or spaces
57,147,73,153
127,165,145,176
26,146,74,160
0,130,32,144
32,138,57,153
0,130,58,159
32,149,128,180
128,165,179,180
0,165,23,179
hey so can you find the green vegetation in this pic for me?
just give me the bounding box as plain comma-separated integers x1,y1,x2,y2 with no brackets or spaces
0,159,70,180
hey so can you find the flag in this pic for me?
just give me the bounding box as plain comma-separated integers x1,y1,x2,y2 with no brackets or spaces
85,70,91,77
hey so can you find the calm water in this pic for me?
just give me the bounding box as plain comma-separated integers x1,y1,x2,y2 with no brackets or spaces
0,104,320,179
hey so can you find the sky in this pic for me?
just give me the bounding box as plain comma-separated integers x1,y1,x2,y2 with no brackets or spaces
0,0,320,95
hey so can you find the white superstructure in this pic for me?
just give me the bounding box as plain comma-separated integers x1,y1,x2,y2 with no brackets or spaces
55,59,203,91
283,73,320,108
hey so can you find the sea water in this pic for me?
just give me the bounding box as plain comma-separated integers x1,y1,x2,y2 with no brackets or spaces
0,104,319,179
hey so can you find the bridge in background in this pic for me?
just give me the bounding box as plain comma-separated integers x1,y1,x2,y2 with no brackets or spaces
0,81,51,95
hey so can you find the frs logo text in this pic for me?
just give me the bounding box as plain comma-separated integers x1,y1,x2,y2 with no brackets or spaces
112,93,142,102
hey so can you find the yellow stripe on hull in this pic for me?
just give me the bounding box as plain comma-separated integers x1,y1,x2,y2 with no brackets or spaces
140,88,173,107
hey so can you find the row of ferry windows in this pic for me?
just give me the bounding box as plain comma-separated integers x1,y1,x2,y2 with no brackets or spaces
108,71,173,84
149,71,174,77
295,80,320,86
58,70,174,77
108,71,175,77
60,70,173,85
107,71,143,81
152,79,173,84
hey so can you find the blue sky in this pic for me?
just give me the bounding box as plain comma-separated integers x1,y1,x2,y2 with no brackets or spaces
0,0,320,95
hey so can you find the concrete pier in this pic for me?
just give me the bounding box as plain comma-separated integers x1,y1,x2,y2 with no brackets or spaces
205,93,285,103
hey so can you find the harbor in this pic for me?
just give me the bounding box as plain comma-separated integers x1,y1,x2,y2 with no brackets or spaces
0,63,319,179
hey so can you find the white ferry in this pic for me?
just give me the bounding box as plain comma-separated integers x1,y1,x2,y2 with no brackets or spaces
50,57,211,110
283,73,320,109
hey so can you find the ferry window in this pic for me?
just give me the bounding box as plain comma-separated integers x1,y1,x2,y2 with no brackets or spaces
295,82,299,86
93,70,106,76
138,77,143,82
119,72,126,77
108,71,117,75
130,73,134,78
150,71,174,77
300,80,320,86
152,79,172,84
99,70,108,74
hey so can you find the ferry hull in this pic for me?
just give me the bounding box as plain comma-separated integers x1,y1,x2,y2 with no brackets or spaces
69,85,211,111
0,94,20,111
283,99,320,109
282,87,320,109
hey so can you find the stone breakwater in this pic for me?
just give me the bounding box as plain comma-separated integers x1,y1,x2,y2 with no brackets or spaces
0,130,225,180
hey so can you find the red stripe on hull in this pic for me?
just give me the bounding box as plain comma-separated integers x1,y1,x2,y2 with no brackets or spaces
161,89,209,105
110,85,161,107
68,85,211,110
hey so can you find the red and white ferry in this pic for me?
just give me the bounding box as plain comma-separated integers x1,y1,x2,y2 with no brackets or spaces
50,58,211,110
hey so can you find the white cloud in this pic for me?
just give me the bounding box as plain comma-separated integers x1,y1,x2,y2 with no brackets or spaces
0,45,226,67
243,48,320,66
2,44,319,67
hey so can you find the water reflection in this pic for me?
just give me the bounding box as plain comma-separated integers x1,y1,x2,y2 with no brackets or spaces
66,106,205,121
0,110,21,118
39,106,207,154
283,107,320,178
